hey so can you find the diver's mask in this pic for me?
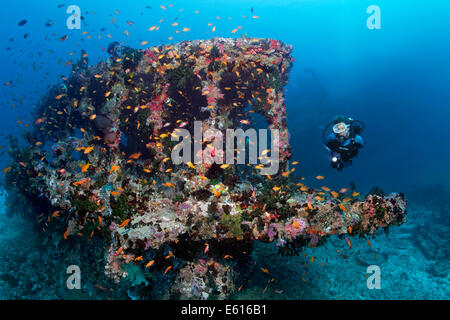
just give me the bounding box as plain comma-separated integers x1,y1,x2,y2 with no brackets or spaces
333,122,349,140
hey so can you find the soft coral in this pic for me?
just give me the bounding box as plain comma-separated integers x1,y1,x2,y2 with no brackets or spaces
202,83,224,106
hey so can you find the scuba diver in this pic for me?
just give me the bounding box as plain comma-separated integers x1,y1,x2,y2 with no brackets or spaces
322,116,365,170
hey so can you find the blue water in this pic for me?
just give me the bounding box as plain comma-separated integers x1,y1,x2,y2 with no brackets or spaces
0,0,448,299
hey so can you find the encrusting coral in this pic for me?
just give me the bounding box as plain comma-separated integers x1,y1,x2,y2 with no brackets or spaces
2,37,407,299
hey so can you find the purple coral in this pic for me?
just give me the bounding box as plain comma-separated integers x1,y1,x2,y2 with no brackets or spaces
266,224,277,240
284,218,307,239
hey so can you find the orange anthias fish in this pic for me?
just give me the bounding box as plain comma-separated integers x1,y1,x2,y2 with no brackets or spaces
261,267,269,274
187,162,196,169
119,218,130,228
63,227,69,240
316,175,325,180
212,188,221,197
84,146,94,154
145,260,155,268
109,165,119,173
339,203,347,213
129,152,142,160
35,117,46,124
73,178,88,186
345,237,352,249
165,251,175,259
293,219,300,229
81,163,90,173
164,266,172,275
95,284,107,291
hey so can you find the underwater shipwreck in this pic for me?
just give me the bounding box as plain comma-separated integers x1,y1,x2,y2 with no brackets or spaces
3,37,407,299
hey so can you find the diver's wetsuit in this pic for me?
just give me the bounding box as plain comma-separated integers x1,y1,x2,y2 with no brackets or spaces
325,133,364,169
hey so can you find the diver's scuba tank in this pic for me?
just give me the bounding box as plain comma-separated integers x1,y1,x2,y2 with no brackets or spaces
347,117,364,136
347,118,356,143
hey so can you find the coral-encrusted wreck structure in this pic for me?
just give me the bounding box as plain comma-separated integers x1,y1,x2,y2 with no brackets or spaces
3,37,406,299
